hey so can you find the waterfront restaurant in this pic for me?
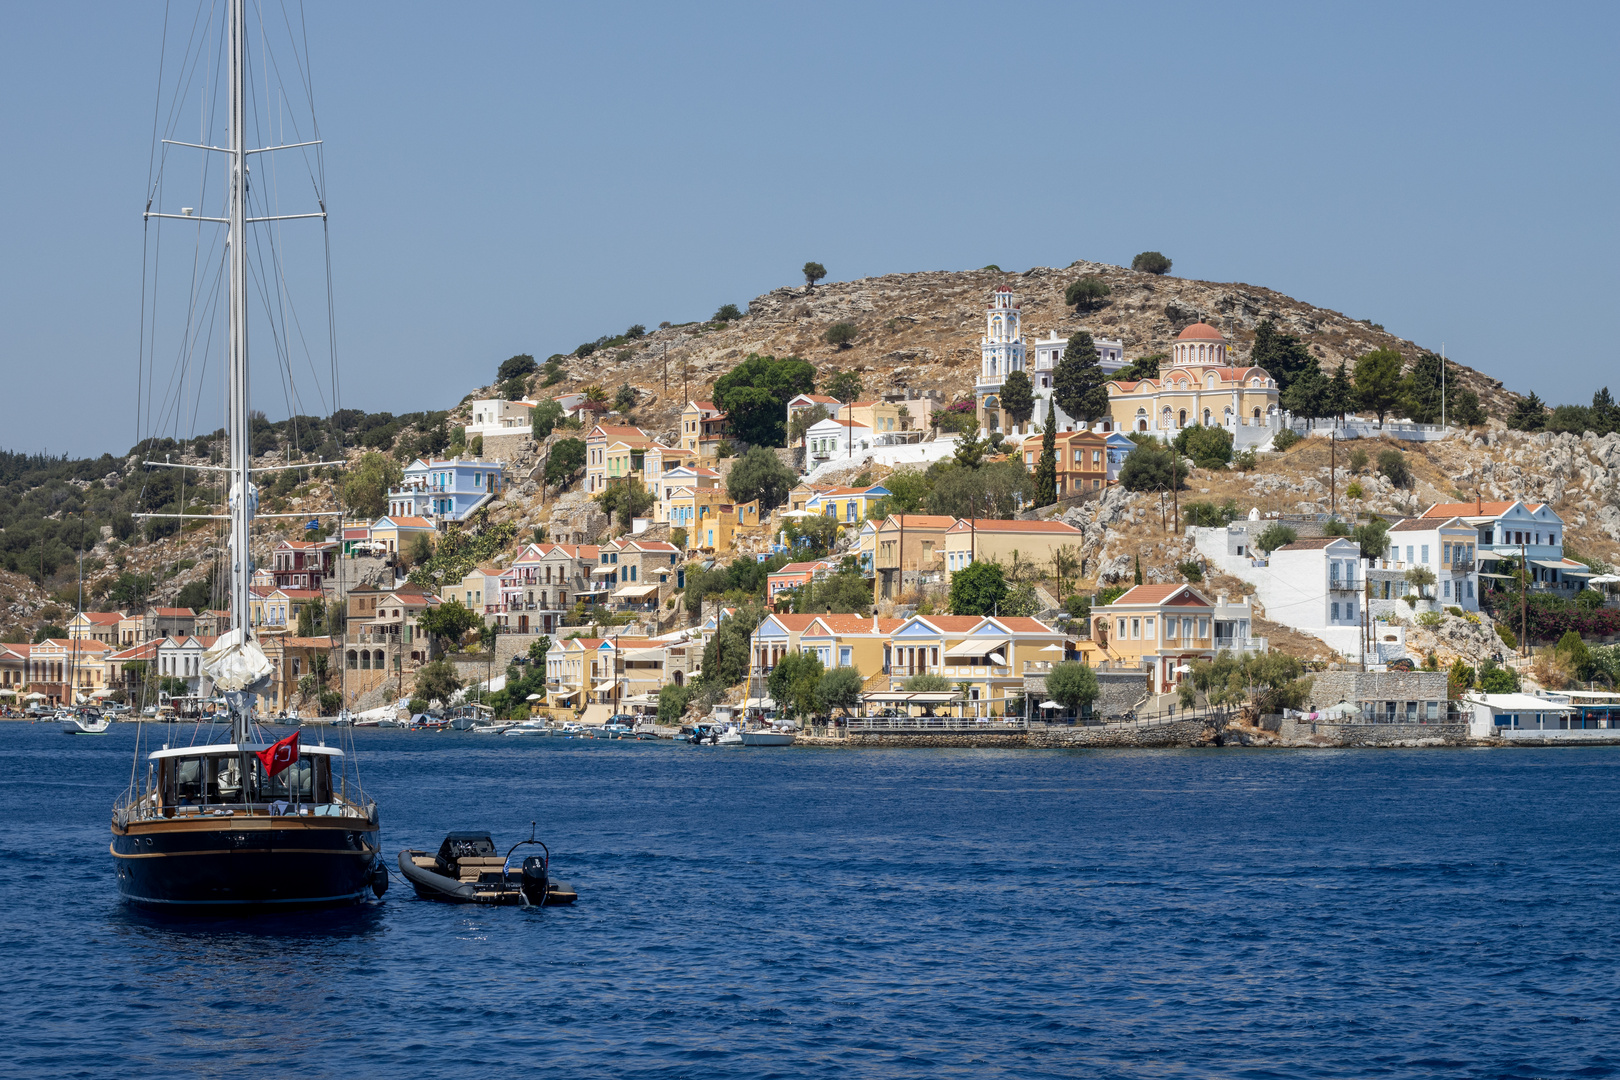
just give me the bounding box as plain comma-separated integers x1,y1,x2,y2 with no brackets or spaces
882,614,1067,718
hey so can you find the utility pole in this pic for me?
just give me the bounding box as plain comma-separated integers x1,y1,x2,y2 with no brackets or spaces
1329,429,1336,520
1159,487,1166,534
1520,540,1529,659
1441,344,1446,430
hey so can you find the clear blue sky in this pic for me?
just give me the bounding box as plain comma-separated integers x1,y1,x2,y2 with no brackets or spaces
2,1,1615,458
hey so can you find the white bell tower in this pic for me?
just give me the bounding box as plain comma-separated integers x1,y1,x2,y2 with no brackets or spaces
980,285,1025,382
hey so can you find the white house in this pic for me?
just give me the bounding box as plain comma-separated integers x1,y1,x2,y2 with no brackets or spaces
1257,537,1366,656
463,397,538,442
387,457,506,525
1372,517,1481,610
805,416,872,464
1419,498,1593,594
156,635,212,695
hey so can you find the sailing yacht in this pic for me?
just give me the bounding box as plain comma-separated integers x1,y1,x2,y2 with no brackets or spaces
110,0,386,908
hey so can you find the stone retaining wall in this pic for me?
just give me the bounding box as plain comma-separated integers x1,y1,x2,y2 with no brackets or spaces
1030,719,1210,748
847,732,1029,749
1280,718,1467,747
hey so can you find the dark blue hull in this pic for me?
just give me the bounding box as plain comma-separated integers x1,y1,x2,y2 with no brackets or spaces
112,817,385,909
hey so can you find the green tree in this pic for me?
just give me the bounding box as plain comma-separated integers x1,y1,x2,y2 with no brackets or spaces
767,650,825,722
1280,360,1331,419
613,383,638,414
998,369,1035,429
925,459,1029,518
697,604,763,689
787,403,829,447
1450,388,1486,426
420,598,481,649
1045,661,1100,714
726,446,797,510
414,659,463,706
341,452,404,518
952,428,988,469
1555,630,1594,682
903,672,952,692
1118,442,1187,492
175,579,212,611
1255,523,1298,554
713,303,743,322
545,438,587,486
1507,392,1547,432
1250,321,1317,395
1172,424,1233,469
824,322,858,348
712,354,817,448
1377,448,1412,488
867,469,930,518
1401,352,1446,425
827,370,863,402
1064,275,1111,311
802,261,827,289
596,478,655,526
1354,348,1405,426
1131,251,1172,275
1052,331,1110,423
949,560,1009,616
1326,361,1355,420
1479,659,1519,694
1033,398,1058,507
658,683,694,724
530,398,564,440
818,666,865,718
1352,517,1391,561
497,353,536,382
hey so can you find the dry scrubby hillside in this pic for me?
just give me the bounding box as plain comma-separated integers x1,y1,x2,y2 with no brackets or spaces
499,260,1518,439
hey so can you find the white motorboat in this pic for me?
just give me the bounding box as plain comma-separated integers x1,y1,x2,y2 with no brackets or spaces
716,726,744,746
62,710,113,735
502,726,552,737
739,729,796,747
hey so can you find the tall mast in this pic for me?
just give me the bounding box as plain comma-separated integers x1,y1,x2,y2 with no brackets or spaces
227,0,253,741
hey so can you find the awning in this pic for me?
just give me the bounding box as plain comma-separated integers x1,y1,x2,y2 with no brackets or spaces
550,689,579,700
1478,572,1517,580
744,697,777,708
1531,559,1577,571
945,638,1009,659
613,584,660,598
864,691,963,703
592,678,623,692
590,566,617,577
621,647,666,660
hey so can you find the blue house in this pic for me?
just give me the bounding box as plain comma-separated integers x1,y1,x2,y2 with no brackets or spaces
387,457,507,526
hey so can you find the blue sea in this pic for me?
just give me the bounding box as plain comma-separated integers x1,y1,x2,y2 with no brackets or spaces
3,725,1619,1079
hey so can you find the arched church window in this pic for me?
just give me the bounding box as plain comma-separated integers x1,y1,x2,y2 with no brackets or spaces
1178,409,1187,427
1206,373,1217,389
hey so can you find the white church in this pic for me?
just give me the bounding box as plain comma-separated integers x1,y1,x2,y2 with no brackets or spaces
974,285,1125,436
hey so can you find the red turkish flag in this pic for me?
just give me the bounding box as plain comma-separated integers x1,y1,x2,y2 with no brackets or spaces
257,731,300,777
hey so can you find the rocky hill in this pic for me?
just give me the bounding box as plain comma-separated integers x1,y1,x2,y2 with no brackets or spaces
497,260,1518,438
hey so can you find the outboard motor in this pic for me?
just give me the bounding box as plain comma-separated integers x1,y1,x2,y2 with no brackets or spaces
520,854,550,906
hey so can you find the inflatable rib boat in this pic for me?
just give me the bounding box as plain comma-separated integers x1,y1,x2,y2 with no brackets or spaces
398,829,576,906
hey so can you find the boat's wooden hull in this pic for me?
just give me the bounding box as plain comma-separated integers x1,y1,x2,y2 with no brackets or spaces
111,815,384,909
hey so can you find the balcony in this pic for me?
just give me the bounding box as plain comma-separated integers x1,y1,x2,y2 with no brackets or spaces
1448,558,1475,575
1328,577,1361,593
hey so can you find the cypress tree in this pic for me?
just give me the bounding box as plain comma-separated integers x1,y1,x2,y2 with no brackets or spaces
1134,555,1143,585
1033,398,1058,507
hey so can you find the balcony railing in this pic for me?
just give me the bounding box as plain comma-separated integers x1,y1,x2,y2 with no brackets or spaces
1448,559,1475,575
1329,577,1361,592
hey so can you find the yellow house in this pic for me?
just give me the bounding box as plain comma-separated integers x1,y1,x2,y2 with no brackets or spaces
882,614,1066,717
666,486,760,551
369,514,435,553
1082,583,1216,695
797,615,903,680
941,518,1086,583
680,400,730,459
443,564,504,616
68,611,124,644
802,484,893,527
840,400,902,437
657,465,722,525
584,423,652,495
644,443,697,485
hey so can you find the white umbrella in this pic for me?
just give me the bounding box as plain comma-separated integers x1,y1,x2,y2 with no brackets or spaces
525,693,541,702
23,692,45,701
0,689,14,697
1040,644,1065,653
91,688,116,698
1173,664,1194,673
1039,700,1061,709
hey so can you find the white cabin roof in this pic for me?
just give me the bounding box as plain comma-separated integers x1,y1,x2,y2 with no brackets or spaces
149,743,345,761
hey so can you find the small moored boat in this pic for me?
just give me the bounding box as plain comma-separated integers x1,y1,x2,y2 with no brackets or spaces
398,827,576,906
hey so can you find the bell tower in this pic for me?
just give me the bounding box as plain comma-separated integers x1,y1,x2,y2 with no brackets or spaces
975,286,1026,433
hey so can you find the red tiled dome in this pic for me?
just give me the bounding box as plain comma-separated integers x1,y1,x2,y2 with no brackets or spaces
1176,322,1224,341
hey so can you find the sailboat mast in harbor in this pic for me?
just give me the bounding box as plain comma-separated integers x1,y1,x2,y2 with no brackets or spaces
111,0,386,909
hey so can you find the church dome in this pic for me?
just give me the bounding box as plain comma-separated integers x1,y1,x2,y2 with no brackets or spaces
1172,322,1228,367
1176,322,1225,342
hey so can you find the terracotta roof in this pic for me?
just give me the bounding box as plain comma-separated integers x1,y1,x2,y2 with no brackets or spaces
150,607,195,618
278,636,335,648
772,561,829,576
989,617,1059,633
1389,517,1466,532
687,401,719,413
913,615,985,632
1420,499,1548,519
385,516,434,529
1176,322,1226,341
881,515,957,529
794,394,840,405
1104,584,1212,607
588,424,647,439
277,539,335,549
946,519,1082,534
35,638,112,652
76,612,124,625
277,589,324,599
1278,538,1351,550
804,615,904,635
108,642,158,661
0,644,31,658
